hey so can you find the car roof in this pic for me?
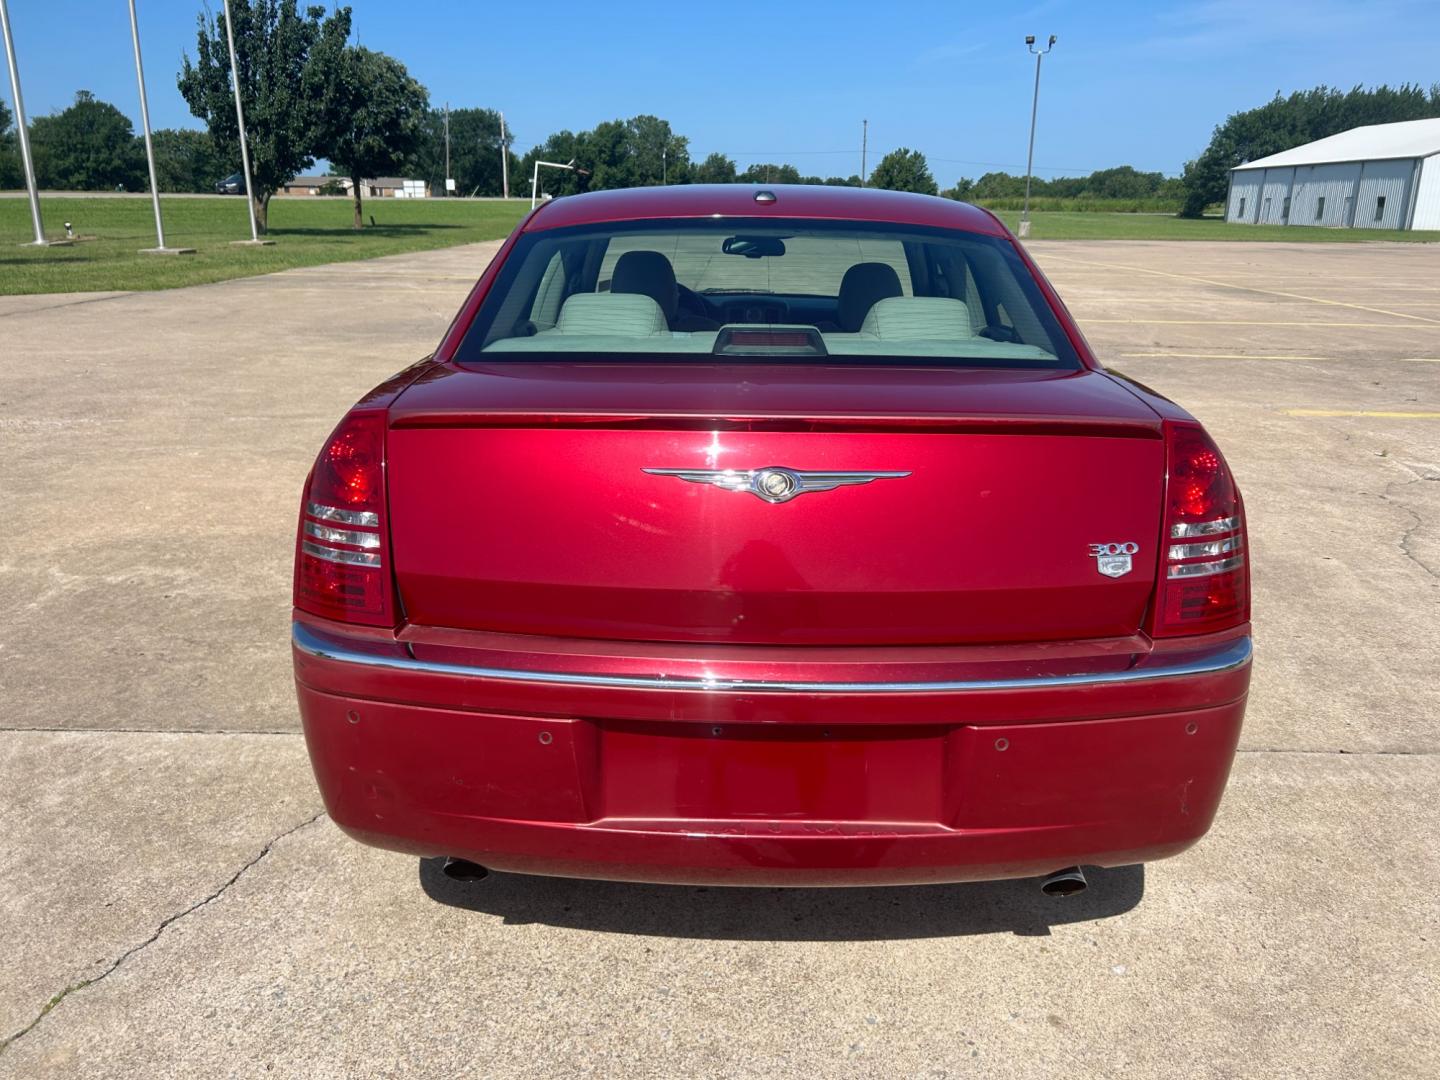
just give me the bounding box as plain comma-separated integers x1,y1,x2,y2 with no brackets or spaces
524,184,1008,236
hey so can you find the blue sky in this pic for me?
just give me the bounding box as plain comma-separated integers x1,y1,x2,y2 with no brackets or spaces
4,0,1439,181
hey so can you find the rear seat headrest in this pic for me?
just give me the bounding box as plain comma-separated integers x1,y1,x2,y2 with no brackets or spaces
611,251,679,319
556,293,670,337
837,262,904,332
859,297,974,339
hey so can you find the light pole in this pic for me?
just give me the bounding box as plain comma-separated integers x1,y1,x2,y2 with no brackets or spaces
129,0,193,254
530,159,588,209
222,0,270,244
662,145,667,185
1019,33,1056,239
499,112,509,198
0,0,53,246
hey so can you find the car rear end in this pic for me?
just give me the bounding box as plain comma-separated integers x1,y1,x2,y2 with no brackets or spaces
291,189,1251,886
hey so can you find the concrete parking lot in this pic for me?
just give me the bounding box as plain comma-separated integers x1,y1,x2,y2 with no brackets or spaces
2,238,1437,1078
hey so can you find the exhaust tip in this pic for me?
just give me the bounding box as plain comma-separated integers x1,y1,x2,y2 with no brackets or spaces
441,857,489,882
1040,866,1088,897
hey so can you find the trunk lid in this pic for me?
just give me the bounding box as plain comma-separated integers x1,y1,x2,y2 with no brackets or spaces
387,363,1163,645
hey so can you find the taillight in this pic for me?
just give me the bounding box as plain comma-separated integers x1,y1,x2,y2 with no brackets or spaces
293,412,396,626
1152,421,1250,637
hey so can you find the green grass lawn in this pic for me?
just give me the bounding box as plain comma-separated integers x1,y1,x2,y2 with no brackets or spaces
0,195,528,295
3,196,1436,296
986,209,1440,242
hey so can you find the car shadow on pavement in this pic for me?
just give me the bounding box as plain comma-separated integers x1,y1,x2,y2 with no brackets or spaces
417,859,1144,940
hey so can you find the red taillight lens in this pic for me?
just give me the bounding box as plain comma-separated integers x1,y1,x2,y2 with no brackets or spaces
293,412,396,626
1152,422,1250,637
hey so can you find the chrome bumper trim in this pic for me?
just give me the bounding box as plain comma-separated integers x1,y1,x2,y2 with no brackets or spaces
293,622,1251,696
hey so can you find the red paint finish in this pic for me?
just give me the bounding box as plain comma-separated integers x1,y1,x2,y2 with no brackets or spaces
295,186,1252,885
295,645,1245,885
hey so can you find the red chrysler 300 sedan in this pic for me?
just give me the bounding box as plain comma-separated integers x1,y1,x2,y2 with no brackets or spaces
292,185,1251,894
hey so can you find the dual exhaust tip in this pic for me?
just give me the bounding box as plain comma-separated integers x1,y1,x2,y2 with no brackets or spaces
441,857,489,882
1039,866,1088,897
440,857,1088,896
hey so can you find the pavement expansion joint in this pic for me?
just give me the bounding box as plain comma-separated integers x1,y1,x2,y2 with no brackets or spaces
0,809,327,1056
0,727,303,737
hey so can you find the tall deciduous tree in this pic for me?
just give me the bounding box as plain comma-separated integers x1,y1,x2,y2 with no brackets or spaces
28,91,146,191
178,0,352,232
1181,83,1440,217
693,152,737,184
868,148,938,196
316,47,428,228
151,128,233,192
738,162,802,184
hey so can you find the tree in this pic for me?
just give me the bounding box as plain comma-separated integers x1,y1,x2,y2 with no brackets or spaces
0,98,20,190
868,148,937,195
316,46,428,228
178,0,353,232
520,115,689,195
518,129,588,198
693,152,736,184
943,177,975,201
409,106,516,197
1181,83,1440,217
738,162,802,184
27,91,145,191
151,128,232,192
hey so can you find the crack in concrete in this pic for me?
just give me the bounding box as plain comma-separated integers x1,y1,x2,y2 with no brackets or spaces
1382,475,1438,583
0,810,326,1056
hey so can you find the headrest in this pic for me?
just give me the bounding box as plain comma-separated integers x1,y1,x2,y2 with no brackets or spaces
611,251,678,319
837,262,904,331
556,293,670,337
859,297,974,339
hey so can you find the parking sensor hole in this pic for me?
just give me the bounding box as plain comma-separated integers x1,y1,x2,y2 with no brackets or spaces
995,738,1010,751
538,731,553,745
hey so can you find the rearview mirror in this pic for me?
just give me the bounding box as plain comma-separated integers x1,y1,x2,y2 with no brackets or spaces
722,236,786,258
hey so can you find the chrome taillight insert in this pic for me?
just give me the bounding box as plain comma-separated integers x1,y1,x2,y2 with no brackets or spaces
1165,515,1245,579
306,501,379,527
301,501,383,567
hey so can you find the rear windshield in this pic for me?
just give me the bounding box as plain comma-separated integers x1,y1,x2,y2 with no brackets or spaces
454,217,1080,369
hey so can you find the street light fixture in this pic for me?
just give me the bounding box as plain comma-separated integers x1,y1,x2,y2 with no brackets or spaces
1019,33,1056,239
530,158,589,208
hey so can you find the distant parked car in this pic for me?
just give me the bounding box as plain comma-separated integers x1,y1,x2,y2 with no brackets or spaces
291,184,1252,895
215,171,246,195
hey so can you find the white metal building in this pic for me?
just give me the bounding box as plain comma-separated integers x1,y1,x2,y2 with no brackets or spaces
1225,118,1440,230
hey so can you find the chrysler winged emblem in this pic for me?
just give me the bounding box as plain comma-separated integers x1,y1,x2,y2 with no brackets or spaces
643,466,910,504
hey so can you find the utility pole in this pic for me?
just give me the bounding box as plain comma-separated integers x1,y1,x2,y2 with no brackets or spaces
443,102,450,196
662,145,667,185
1020,34,1056,238
500,112,509,198
861,119,868,186
0,0,52,246
222,0,270,244
129,0,193,254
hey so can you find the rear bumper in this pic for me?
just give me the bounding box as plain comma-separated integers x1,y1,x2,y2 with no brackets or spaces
293,619,1250,886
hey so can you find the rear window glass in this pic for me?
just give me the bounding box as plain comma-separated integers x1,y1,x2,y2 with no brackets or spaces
455,217,1079,369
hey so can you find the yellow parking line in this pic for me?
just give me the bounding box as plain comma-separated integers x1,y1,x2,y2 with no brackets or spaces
1282,409,1440,418
1041,254,1440,326
1085,319,1413,327
1120,352,1334,360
